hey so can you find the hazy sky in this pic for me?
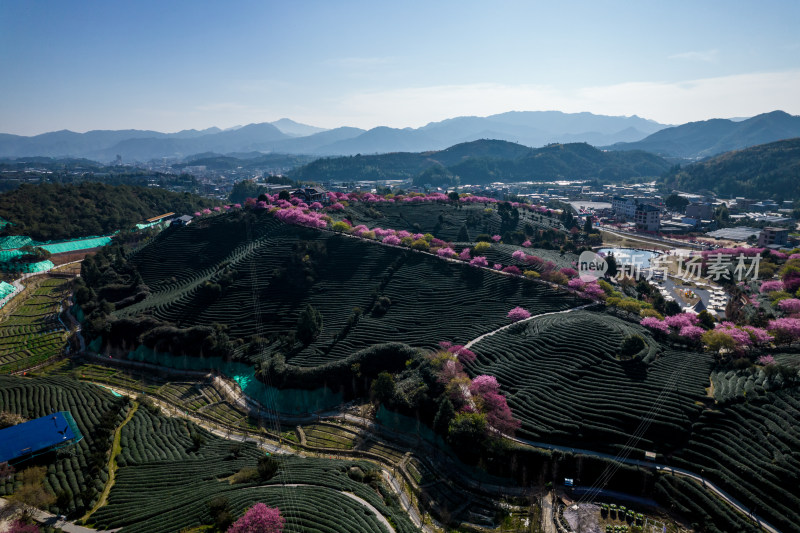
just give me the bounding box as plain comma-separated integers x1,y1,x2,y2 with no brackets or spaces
2,0,799,135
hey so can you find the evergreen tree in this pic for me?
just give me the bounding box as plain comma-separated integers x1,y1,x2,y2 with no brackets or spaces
433,397,455,435
296,304,322,344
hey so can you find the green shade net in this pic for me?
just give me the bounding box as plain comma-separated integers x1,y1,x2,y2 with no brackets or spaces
0,260,54,273
39,236,112,254
0,236,34,250
115,345,344,414
0,281,18,308
0,250,23,262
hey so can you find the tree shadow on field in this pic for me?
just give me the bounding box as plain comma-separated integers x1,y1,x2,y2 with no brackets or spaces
619,356,648,381
458,264,484,290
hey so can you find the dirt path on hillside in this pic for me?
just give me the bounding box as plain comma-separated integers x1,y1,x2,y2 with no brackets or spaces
81,402,139,523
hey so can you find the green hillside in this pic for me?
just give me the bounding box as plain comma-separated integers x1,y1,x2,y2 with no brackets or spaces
288,139,671,185
72,202,800,533
81,210,581,368
0,182,215,241
661,137,800,199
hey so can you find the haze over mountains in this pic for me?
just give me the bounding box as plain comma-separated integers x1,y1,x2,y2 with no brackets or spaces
0,112,665,161
609,110,800,160
1,110,798,165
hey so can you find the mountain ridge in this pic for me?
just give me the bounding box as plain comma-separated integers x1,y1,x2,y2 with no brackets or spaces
289,139,672,185
609,110,800,159
661,137,800,199
0,111,670,161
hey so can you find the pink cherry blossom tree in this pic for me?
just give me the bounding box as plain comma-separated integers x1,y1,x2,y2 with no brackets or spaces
757,354,775,366
640,317,669,334
679,325,705,341
227,503,284,533
507,307,531,322
470,256,489,268
760,280,784,293
778,298,800,314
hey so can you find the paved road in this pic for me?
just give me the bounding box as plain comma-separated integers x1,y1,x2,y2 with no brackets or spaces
505,435,781,533
599,226,705,251
464,304,593,349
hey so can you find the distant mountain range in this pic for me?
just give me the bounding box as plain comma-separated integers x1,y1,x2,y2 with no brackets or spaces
289,139,672,185
661,137,800,200
2,110,798,165
608,110,800,160
0,112,667,162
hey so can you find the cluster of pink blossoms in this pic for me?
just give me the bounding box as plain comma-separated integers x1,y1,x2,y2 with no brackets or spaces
507,306,531,322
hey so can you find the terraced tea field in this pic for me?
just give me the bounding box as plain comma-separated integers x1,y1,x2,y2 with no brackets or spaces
90,406,418,533
0,376,127,516
0,277,70,373
116,212,583,367
670,388,800,533
345,202,565,242
467,310,714,453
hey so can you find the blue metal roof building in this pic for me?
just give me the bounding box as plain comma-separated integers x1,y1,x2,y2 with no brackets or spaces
0,411,83,464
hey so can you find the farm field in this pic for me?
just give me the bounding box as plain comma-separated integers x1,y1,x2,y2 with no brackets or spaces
37,359,264,434
0,375,419,533
69,205,800,532
669,387,800,533
107,211,583,367
467,309,714,453
89,406,418,533
0,277,70,373
0,375,128,516
344,201,566,242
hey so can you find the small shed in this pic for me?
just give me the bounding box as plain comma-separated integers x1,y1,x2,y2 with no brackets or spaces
171,215,193,227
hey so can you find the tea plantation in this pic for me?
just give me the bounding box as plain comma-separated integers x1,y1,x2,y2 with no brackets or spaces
0,375,128,516
344,201,565,242
467,310,714,452
90,406,417,533
68,206,800,532
468,310,800,533
108,211,582,367
0,277,70,373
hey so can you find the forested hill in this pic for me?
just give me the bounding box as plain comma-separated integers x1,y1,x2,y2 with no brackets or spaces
289,139,671,185
661,137,800,200
609,110,800,159
0,183,215,241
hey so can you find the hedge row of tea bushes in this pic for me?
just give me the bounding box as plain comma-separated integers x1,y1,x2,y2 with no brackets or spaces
670,388,800,533
91,406,417,533
344,201,564,243
85,210,583,369
0,277,69,373
467,310,713,454
0,376,128,516
653,475,760,533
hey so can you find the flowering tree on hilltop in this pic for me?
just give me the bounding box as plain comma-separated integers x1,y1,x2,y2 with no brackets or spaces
228,503,284,533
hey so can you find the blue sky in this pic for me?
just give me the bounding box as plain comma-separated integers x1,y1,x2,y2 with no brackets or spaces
2,0,799,135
